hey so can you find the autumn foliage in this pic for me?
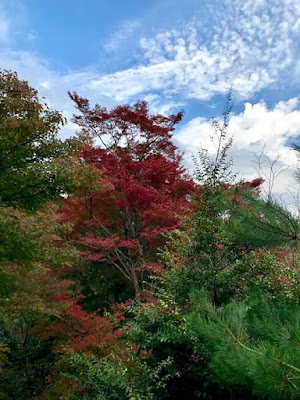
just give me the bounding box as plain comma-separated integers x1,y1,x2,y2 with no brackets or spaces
61,94,195,295
1,71,299,400
46,295,122,353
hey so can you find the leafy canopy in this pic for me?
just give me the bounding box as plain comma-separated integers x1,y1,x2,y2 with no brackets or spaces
0,70,83,209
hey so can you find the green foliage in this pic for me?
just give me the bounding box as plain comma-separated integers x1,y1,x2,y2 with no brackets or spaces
0,70,86,398
189,186,240,302
51,351,173,400
0,206,77,268
123,289,220,399
216,249,300,302
0,319,57,400
0,207,77,399
188,291,300,399
0,70,84,210
193,90,236,187
74,263,134,312
230,191,300,249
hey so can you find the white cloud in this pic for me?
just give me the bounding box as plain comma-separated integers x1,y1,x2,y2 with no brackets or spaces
90,0,300,101
0,50,117,139
0,1,118,134
27,31,37,41
0,0,28,45
0,0,299,111
104,20,141,53
0,5,11,42
175,98,300,198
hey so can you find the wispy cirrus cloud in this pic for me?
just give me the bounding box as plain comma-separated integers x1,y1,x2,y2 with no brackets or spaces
104,20,141,53
0,2,14,43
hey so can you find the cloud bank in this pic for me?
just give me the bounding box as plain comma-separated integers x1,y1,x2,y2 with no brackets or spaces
175,98,300,199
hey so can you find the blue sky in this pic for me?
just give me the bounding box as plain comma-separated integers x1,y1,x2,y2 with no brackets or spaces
1,0,300,200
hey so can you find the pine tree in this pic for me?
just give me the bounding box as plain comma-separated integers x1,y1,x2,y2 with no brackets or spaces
188,291,300,400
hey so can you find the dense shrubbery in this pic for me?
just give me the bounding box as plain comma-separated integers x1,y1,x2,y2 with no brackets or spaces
0,71,299,399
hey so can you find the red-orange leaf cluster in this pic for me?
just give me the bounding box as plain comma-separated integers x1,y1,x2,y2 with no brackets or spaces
61,95,195,294
49,296,122,352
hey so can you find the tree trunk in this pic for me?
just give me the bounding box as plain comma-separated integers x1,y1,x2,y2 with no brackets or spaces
131,268,140,296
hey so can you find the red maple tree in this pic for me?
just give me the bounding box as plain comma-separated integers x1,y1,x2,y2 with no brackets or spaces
48,295,122,353
61,95,195,296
